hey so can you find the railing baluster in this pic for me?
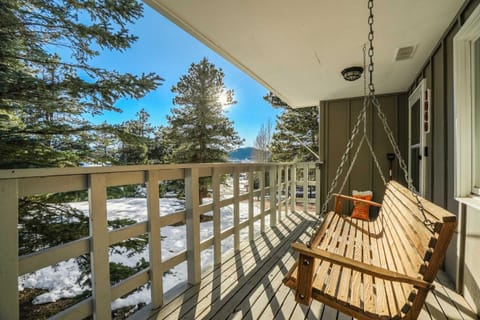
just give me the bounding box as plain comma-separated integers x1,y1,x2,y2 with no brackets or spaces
283,166,290,217
248,167,254,241
88,174,112,320
291,164,297,213
315,164,321,214
0,161,321,319
303,163,309,213
269,166,277,226
185,168,201,285
260,166,266,233
146,171,163,308
0,179,19,320
233,167,240,253
277,166,282,221
213,167,221,265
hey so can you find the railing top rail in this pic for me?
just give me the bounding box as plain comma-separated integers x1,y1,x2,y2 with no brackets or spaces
0,162,298,180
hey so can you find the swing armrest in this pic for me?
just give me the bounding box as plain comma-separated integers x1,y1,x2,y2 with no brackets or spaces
333,193,382,207
291,243,431,289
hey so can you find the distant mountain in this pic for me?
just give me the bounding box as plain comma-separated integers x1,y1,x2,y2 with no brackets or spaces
229,147,257,162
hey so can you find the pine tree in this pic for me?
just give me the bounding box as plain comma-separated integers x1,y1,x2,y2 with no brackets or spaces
118,108,155,164
148,126,172,164
0,0,162,168
1,1,162,310
166,58,243,163
263,93,319,162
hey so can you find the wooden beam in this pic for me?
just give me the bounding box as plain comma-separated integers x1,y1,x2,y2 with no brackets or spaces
291,243,431,289
315,163,321,213
269,166,277,226
185,168,201,285
147,170,163,308
233,167,240,253
303,163,309,213
0,179,19,320
248,167,254,241
213,168,221,265
19,237,90,275
334,193,383,208
260,166,266,233
88,174,112,320
111,268,149,301
291,164,297,213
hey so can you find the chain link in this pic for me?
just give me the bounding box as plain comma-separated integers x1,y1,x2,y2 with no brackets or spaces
363,45,367,97
371,97,435,231
368,0,375,95
308,0,435,245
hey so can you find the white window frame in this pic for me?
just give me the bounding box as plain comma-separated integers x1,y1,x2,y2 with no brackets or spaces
454,3,480,197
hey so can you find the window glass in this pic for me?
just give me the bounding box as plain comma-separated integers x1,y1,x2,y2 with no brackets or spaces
411,100,420,146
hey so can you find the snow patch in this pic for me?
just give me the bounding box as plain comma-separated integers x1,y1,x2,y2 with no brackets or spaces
20,195,265,311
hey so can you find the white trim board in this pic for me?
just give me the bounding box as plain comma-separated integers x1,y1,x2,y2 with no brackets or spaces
453,3,480,197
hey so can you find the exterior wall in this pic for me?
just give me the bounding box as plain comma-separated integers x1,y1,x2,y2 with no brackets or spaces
408,0,480,314
319,1,480,313
319,93,408,210
461,204,480,314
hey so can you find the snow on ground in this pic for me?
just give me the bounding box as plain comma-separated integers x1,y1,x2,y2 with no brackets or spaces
19,194,268,310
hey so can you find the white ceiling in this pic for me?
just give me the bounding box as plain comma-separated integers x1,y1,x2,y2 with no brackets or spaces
145,0,465,107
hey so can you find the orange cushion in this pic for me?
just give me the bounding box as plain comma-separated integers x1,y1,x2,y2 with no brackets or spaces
351,190,372,221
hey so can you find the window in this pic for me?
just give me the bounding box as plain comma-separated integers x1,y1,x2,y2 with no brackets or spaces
454,4,480,197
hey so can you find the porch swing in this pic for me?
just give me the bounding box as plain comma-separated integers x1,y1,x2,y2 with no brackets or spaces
282,1,457,319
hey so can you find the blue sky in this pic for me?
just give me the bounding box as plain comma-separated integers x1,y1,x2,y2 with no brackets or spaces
88,3,281,147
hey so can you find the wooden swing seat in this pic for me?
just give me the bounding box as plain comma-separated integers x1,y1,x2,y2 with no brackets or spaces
283,181,456,320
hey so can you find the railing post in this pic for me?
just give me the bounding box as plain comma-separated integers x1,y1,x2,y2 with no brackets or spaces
185,168,201,285
284,165,289,215
88,174,112,320
291,164,297,213
233,167,240,253
212,168,221,265
269,166,277,226
248,167,254,241
260,166,266,233
315,163,321,214
303,163,309,213
146,171,163,308
0,179,19,320
277,166,282,221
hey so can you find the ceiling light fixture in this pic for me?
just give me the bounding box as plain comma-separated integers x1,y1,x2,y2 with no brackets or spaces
341,66,364,81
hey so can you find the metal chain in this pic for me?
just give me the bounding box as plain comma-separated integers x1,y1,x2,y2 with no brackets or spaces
339,135,367,194
371,97,435,232
308,0,434,244
363,44,367,97
366,0,433,231
367,0,375,95
364,134,387,185
309,100,368,240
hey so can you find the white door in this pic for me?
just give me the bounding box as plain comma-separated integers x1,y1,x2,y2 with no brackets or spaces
408,79,429,196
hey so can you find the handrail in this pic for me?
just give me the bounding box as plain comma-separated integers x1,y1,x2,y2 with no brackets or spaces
0,162,320,319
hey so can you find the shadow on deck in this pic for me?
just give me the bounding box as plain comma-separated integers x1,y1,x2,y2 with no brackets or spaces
137,211,477,320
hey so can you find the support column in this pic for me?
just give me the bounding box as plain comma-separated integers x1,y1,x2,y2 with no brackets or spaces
185,168,201,285
147,171,163,308
89,174,112,320
0,180,19,320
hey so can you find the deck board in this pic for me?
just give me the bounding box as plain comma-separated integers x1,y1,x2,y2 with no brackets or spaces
146,212,476,320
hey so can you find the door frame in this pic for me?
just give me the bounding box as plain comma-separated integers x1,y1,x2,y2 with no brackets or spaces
408,79,429,196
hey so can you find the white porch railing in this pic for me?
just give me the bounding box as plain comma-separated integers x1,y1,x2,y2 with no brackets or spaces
0,162,320,319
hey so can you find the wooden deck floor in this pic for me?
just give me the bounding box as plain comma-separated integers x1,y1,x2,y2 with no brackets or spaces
142,211,478,320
